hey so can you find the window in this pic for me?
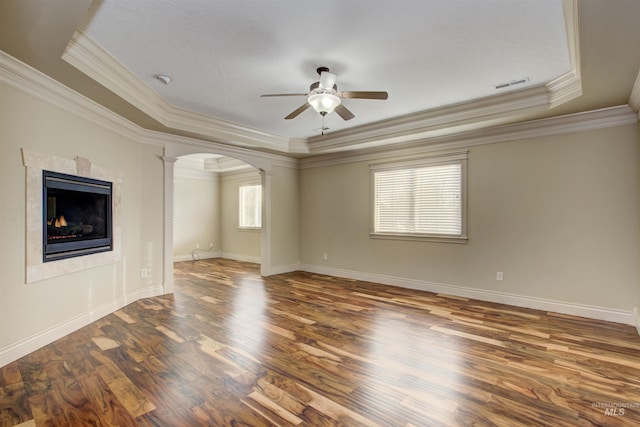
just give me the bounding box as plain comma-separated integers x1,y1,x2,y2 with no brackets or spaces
239,184,262,229
371,152,467,242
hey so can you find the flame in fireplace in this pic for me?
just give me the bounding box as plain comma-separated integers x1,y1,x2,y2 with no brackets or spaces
47,215,68,228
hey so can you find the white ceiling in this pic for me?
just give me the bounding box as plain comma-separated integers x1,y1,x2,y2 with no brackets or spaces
81,0,570,140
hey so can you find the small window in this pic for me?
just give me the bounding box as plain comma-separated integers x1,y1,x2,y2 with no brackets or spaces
371,152,467,243
239,184,262,229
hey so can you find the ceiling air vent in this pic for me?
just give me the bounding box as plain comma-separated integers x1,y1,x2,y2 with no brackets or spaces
494,77,530,90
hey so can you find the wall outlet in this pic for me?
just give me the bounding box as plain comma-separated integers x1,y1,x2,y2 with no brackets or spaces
196,243,200,249
323,253,328,260
496,272,504,281
141,268,148,278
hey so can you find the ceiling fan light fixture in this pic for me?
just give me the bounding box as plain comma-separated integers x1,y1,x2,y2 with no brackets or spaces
308,92,341,115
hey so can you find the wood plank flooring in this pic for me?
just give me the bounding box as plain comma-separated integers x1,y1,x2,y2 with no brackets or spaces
2,258,640,426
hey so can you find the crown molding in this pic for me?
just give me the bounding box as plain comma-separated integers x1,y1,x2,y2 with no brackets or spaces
0,48,144,143
629,67,640,121
300,105,637,169
0,49,297,171
62,30,291,152
307,0,581,153
174,166,219,181
61,0,582,155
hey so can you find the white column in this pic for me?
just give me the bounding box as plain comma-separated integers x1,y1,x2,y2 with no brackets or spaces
162,156,177,294
260,169,272,276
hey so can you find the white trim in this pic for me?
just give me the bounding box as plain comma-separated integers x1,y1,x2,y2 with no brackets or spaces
270,263,301,275
260,170,272,276
62,30,292,153
300,105,637,169
174,167,219,181
221,252,262,264
298,264,636,326
59,1,582,155
629,67,640,119
0,48,144,143
173,252,221,262
220,169,262,182
0,285,163,368
162,156,177,294
0,50,297,169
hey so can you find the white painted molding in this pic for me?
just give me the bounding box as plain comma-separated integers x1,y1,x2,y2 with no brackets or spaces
300,105,637,169
174,166,219,181
221,252,262,264
0,49,143,142
299,264,636,326
60,1,582,156
629,67,640,119
0,50,297,170
220,169,261,182
547,0,581,108
269,263,301,276
62,30,291,152
174,252,221,262
0,285,163,368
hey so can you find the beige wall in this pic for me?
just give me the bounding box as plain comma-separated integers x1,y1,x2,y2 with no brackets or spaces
0,82,164,353
220,170,261,262
173,172,220,260
300,125,639,312
270,165,300,270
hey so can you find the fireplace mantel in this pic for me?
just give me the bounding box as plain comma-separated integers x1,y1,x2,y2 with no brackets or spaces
22,148,122,283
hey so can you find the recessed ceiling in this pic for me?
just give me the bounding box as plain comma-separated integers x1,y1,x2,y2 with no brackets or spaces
79,0,570,141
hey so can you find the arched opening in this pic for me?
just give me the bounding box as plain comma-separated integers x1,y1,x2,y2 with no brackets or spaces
161,143,273,295
173,153,262,265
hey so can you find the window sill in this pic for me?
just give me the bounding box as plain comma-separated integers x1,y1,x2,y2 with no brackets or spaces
238,227,262,232
370,232,468,244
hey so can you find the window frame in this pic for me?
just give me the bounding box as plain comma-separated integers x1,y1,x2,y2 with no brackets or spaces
370,151,468,243
238,183,262,231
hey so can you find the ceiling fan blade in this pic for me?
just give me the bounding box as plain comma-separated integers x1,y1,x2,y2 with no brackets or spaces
319,71,337,90
341,91,388,100
334,104,355,121
261,93,308,97
285,103,311,119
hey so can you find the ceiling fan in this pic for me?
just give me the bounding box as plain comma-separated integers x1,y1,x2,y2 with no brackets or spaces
260,67,388,122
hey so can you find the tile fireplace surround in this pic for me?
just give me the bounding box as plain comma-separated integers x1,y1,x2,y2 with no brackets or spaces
21,148,122,283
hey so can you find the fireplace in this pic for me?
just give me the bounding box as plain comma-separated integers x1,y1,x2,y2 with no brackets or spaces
43,170,113,262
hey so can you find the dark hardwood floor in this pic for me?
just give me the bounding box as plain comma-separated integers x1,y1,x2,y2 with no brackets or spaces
2,258,640,426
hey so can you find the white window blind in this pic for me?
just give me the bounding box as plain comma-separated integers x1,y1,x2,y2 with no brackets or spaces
239,184,262,229
372,158,465,239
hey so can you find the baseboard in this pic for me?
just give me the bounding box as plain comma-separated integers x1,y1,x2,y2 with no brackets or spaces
299,264,635,326
635,308,640,336
221,252,261,264
0,284,164,368
269,262,301,276
174,252,220,262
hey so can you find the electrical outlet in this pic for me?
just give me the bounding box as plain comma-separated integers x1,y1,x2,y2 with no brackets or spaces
496,272,504,281
141,268,148,278
196,243,200,249
323,253,328,260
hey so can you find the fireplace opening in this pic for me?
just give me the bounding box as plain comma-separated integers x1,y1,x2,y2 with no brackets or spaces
43,170,113,262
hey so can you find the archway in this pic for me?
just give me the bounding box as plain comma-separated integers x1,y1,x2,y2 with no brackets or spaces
161,142,273,294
